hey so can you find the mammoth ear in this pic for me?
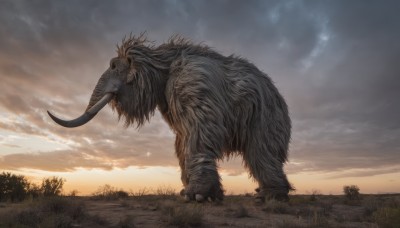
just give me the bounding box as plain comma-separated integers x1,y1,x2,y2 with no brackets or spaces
127,68,137,84
126,57,136,84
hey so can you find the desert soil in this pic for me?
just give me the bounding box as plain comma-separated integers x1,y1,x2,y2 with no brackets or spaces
1,194,399,227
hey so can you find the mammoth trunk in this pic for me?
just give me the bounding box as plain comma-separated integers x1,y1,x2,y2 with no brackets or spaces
86,77,108,112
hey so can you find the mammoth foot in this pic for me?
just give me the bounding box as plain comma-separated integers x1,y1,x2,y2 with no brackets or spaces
181,183,224,203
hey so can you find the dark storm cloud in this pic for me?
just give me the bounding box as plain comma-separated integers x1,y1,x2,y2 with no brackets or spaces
0,0,399,177
284,0,400,177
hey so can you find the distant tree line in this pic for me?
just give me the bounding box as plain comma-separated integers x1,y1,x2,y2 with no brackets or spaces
0,172,65,202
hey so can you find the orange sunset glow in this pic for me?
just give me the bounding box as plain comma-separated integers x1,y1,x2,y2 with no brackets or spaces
1,1,399,197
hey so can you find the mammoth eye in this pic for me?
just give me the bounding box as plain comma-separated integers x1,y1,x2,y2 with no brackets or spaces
110,62,116,70
127,57,133,65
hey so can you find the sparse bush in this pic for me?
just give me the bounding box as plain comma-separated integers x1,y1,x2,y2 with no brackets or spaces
131,187,150,197
343,185,360,200
0,172,30,202
40,196,85,221
92,184,129,200
27,183,42,199
93,184,115,198
68,189,79,197
154,185,176,197
309,189,321,202
116,190,129,198
41,176,65,197
0,172,66,202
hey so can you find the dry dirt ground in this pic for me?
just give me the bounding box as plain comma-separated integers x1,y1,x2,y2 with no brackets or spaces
0,194,399,227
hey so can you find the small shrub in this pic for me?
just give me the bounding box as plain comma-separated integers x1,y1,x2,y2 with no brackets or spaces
41,177,65,197
161,203,203,227
233,205,250,218
27,183,42,199
116,190,129,198
40,197,86,221
92,184,129,200
309,189,321,202
0,173,66,202
0,172,30,202
131,187,150,197
68,190,79,197
343,185,360,200
154,185,176,197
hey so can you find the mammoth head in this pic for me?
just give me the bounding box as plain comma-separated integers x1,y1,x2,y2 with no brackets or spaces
48,35,163,128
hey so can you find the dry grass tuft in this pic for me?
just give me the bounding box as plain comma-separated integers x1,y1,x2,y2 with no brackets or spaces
131,187,151,197
234,205,250,218
308,207,330,227
372,207,400,228
161,202,204,227
226,204,251,218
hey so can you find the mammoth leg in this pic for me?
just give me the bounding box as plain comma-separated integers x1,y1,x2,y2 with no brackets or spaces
182,128,224,202
184,152,223,202
244,147,291,203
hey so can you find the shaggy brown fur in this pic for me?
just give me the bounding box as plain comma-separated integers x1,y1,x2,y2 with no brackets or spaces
64,33,292,202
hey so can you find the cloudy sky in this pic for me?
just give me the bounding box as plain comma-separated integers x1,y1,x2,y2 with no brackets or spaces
1,0,399,195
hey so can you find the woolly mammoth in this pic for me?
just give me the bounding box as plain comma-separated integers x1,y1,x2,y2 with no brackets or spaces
48,34,292,203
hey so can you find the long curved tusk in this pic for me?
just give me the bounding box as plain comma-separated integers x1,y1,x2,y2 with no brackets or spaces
47,93,113,128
